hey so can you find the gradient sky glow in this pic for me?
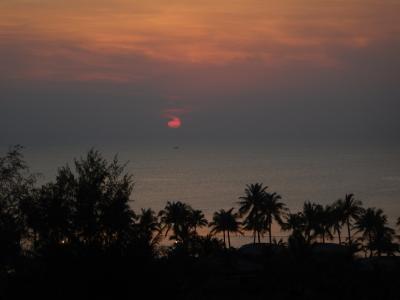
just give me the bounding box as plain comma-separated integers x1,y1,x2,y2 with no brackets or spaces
1,0,399,146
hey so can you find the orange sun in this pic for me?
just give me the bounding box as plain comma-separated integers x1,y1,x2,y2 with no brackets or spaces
167,117,181,128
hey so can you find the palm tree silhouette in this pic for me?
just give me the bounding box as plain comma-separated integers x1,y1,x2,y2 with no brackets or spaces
159,201,193,244
136,208,161,247
238,183,268,243
242,211,263,244
317,204,334,244
355,208,380,257
286,203,346,245
283,212,306,235
331,200,345,244
209,208,241,248
158,201,207,247
302,202,331,244
190,234,225,256
355,207,396,257
302,201,319,242
188,209,208,233
138,208,159,232
259,192,287,244
340,194,363,245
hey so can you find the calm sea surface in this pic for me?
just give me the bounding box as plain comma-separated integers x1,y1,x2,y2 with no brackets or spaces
22,143,400,245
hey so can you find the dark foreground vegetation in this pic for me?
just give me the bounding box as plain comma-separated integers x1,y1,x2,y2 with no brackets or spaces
1,146,400,299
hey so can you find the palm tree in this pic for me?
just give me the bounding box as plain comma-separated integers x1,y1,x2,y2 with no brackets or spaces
355,207,395,257
242,211,263,244
283,212,311,255
209,210,227,247
302,201,319,242
259,192,287,244
288,203,336,244
282,212,306,235
209,208,241,248
355,208,379,257
340,194,363,245
238,183,268,215
159,201,193,244
238,183,268,243
188,209,208,233
372,226,398,257
136,208,161,247
331,199,345,244
190,234,225,256
317,204,334,244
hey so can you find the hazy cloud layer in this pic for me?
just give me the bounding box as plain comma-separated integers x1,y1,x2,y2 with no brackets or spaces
0,0,399,147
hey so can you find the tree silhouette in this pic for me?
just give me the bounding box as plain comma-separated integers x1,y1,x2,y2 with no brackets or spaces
355,207,397,257
159,201,195,245
259,191,287,244
188,209,208,232
0,145,36,265
20,149,136,253
185,234,225,257
312,204,334,244
331,199,346,244
135,208,161,249
238,183,268,243
209,208,241,248
282,211,317,259
20,166,77,250
340,194,363,245
73,150,135,248
5,145,400,300
302,201,319,242
0,202,23,266
242,211,264,243
283,212,306,236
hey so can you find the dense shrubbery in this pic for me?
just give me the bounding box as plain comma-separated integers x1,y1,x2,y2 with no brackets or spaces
1,146,400,299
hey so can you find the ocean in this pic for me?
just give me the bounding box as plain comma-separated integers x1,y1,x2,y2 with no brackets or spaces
22,142,400,245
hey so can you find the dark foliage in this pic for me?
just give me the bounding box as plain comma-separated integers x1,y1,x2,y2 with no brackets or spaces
1,146,400,300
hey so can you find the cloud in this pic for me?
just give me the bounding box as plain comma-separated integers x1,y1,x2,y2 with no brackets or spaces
1,0,399,82
0,0,399,146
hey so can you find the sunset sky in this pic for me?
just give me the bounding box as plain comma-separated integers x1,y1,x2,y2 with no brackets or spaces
1,0,399,146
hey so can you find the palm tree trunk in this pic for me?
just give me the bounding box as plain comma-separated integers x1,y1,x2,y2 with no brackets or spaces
268,221,272,244
223,230,226,249
322,233,325,244
347,218,352,245
227,231,231,248
338,230,341,244
368,232,373,257
257,231,261,243
253,229,256,244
